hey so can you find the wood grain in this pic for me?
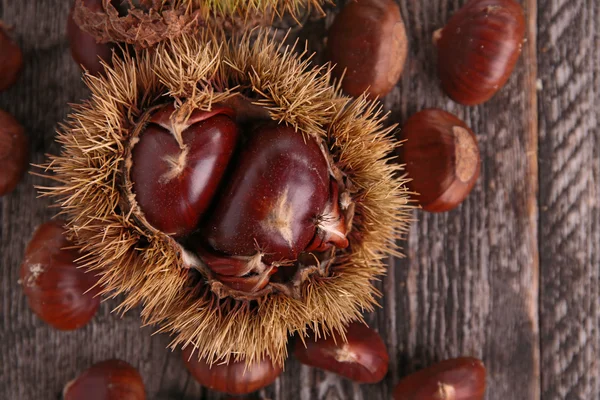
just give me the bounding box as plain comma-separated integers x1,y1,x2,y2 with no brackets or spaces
0,0,587,399
538,0,600,399
377,1,540,399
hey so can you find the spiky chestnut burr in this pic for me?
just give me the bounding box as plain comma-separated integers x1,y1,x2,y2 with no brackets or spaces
71,0,327,50
41,30,411,367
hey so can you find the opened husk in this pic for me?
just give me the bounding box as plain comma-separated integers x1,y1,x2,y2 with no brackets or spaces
40,30,412,366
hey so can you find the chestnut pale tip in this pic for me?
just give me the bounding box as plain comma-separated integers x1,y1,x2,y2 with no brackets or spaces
432,28,443,46
452,126,479,183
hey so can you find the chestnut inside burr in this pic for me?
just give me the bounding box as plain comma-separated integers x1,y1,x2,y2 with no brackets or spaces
123,97,354,298
399,109,481,213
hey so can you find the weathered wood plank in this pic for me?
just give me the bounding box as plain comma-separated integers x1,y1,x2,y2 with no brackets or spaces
538,0,600,398
289,0,540,399
0,0,545,399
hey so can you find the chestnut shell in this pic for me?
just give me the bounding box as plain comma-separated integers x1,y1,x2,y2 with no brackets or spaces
63,359,146,400
0,110,28,196
393,357,486,400
434,0,526,105
294,322,389,383
182,347,283,395
20,220,101,330
67,0,114,75
0,26,23,91
327,0,407,98
39,32,411,367
130,105,238,238
203,122,330,264
398,109,480,212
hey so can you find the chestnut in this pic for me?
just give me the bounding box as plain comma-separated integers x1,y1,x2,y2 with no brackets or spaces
126,101,350,293
305,180,350,252
203,121,330,264
215,267,278,292
182,347,283,395
434,0,526,105
393,357,486,400
398,109,480,212
0,25,23,91
63,359,146,400
0,110,28,196
67,0,115,75
294,322,389,383
130,104,238,238
326,0,408,98
20,220,101,330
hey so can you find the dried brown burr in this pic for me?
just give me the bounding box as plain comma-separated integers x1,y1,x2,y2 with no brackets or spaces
41,31,410,367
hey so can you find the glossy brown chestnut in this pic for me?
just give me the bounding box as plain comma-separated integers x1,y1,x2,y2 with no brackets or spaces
434,0,526,105
393,357,486,400
327,0,408,98
0,25,23,91
294,322,389,383
182,347,283,395
63,359,146,400
0,110,28,196
398,109,480,212
215,267,278,292
20,220,101,330
131,104,238,238
203,122,330,264
67,0,115,75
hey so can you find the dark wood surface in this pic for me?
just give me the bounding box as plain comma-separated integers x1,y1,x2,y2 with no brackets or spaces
538,0,600,399
0,0,597,399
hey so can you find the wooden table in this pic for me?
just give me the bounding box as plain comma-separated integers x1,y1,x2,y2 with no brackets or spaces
1,0,597,399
